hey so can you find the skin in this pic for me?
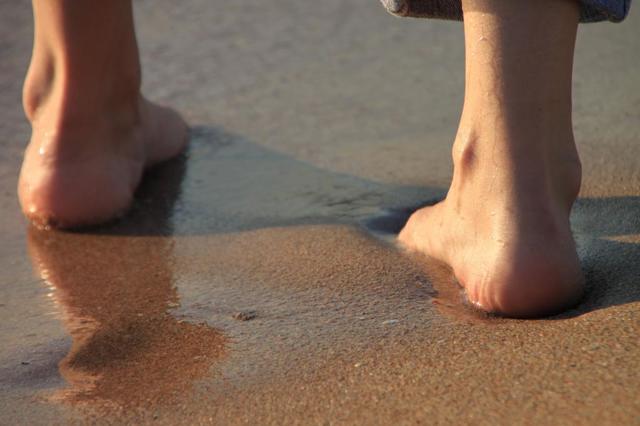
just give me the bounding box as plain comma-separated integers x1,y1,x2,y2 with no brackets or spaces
399,0,584,317
19,0,187,228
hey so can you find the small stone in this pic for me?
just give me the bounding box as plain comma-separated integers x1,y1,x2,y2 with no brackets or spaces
232,310,257,321
21,361,30,365
381,0,406,14
382,319,399,325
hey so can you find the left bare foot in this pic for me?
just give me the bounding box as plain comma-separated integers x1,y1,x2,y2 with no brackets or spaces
18,95,187,228
18,0,188,228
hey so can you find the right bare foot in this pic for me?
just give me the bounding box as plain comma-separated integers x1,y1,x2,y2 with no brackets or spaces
18,0,187,228
397,0,585,318
399,127,584,318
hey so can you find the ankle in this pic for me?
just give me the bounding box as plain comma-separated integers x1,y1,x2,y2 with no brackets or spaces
23,39,141,128
24,65,140,125
23,57,143,162
450,115,581,211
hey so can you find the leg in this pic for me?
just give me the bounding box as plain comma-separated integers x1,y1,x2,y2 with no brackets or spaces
19,0,187,228
399,0,584,317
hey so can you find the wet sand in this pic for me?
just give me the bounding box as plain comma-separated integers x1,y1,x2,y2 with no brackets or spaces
1,0,639,424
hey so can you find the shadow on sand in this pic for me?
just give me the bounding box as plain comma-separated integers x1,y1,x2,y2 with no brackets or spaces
361,192,640,320
26,125,640,411
68,125,640,318
26,125,440,411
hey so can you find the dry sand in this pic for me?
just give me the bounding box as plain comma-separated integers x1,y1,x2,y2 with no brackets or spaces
1,0,639,424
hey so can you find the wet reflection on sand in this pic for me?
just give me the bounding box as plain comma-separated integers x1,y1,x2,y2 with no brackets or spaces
27,229,225,410
24,154,226,411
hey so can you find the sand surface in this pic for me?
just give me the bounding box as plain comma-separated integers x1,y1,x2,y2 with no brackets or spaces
1,1,639,424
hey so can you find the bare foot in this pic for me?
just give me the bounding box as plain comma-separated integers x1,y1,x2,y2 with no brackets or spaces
399,131,584,317
19,97,187,228
398,0,584,318
18,0,188,228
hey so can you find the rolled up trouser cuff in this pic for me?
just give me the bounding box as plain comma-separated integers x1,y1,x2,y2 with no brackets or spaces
380,0,631,22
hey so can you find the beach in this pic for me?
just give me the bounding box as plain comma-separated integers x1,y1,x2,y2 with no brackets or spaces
1,0,639,424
